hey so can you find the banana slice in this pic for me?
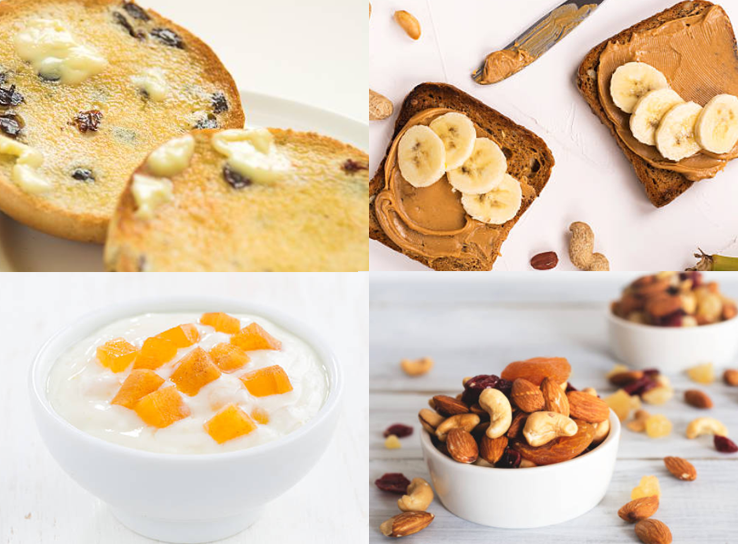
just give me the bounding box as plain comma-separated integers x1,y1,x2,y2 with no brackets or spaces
429,112,476,170
447,137,506,194
460,173,522,225
655,101,703,161
694,94,738,154
397,125,446,187
610,62,669,114
630,89,684,146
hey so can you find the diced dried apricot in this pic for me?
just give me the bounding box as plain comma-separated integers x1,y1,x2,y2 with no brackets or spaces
230,322,282,351
687,362,715,384
251,407,270,425
631,475,661,500
111,369,165,409
97,338,138,373
170,347,222,396
133,336,178,370
200,312,241,334
645,414,672,438
134,386,190,428
204,404,257,444
157,324,200,348
641,385,674,405
209,343,250,371
240,365,293,397
385,435,402,449
605,389,633,421
500,357,571,385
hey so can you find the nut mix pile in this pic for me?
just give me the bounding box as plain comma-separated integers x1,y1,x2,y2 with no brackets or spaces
611,271,737,327
419,357,611,468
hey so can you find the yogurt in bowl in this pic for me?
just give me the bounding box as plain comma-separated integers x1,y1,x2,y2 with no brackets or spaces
30,298,342,544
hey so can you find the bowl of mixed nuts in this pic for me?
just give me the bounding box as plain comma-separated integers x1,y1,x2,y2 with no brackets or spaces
608,272,738,371
417,357,620,528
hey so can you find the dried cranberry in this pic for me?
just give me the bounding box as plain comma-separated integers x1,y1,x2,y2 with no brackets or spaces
195,113,219,130
461,374,501,405
72,168,95,182
0,85,23,107
73,110,103,133
374,473,411,494
383,424,413,438
565,382,578,393
497,448,521,469
342,159,368,174
715,435,738,453
642,368,660,378
223,165,251,189
151,28,184,49
495,378,513,397
0,113,23,138
660,310,687,327
123,1,151,21
211,92,229,114
623,376,658,397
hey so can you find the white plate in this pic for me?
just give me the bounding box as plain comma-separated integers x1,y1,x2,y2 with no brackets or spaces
0,90,368,272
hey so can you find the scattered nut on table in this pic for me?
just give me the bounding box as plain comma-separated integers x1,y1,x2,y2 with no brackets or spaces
393,10,421,40
370,89,394,121
569,221,609,271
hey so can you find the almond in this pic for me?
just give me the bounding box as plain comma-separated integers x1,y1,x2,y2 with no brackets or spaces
541,377,570,417
432,395,469,417
380,511,434,537
479,435,507,464
684,389,712,409
567,391,610,423
618,496,659,522
645,294,683,318
724,369,738,386
507,411,528,438
635,519,672,544
446,428,478,464
609,370,644,387
663,456,697,481
511,378,545,412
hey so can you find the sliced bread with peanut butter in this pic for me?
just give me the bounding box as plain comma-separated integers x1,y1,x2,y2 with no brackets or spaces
577,1,738,207
0,0,243,243
104,128,369,271
369,82,554,272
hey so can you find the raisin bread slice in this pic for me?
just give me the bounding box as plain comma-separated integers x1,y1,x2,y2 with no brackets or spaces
104,128,369,271
0,0,244,242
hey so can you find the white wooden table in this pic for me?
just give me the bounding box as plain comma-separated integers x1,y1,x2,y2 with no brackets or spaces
370,273,738,542
0,273,368,544
370,0,738,271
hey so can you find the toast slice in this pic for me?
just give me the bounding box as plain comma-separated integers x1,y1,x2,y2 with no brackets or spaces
104,129,369,271
0,0,244,243
576,0,731,208
369,82,554,271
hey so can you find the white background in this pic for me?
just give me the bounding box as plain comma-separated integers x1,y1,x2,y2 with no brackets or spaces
0,274,368,544
370,272,738,542
370,0,738,271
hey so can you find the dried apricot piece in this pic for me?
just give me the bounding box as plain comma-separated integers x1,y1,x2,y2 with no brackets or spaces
200,312,241,334
686,362,715,384
500,357,571,385
631,475,661,500
133,336,178,370
240,365,293,397
251,407,270,425
511,420,596,466
134,386,190,428
97,338,138,373
111,369,165,409
209,343,250,371
157,324,200,348
605,389,633,421
231,323,282,351
645,415,672,438
170,347,222,396
204,404,257,444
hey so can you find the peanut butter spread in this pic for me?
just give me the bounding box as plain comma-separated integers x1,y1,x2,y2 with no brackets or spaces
597,5,738,181
373,108,535,267
479,49,535,85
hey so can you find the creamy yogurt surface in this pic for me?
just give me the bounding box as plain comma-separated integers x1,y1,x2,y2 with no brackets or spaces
47,312,329,454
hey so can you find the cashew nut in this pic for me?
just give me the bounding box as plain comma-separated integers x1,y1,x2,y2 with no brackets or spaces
569,221,609,271
626,409,650,433
592,418,610,446
398,478,434,512
582,387,598,397
523,411,578,447
418,408,445,434
401,357,434,376
435,413,480,442
686,417,728,439
479,388,512,439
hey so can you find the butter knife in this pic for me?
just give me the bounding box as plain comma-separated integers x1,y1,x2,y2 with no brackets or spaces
472,0,606,85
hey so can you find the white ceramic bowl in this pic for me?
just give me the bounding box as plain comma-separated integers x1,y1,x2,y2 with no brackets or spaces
420,412,620,528
607,310,738,372
29,297,343,544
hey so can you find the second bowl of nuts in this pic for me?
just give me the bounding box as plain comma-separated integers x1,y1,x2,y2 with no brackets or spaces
418,357,620,529
608,272,738,372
